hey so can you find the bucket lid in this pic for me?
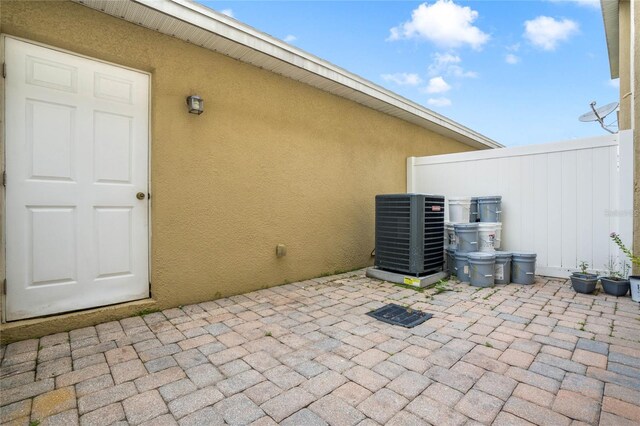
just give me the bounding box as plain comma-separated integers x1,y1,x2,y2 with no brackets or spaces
467,252,496,260
449,196,472,202
454,252,468,259
454,223,479,230
494,251,512,259
511,251,536,259
477,196,502,201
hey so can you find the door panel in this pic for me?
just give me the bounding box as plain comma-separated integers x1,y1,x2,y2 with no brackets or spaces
95,207,133,278
5,37,150,321
29,206,77,285
27,100,76,181
94,111,133,183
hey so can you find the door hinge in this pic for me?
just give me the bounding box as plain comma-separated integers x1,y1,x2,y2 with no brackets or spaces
2,279,6,295
2,63,5,79
2,171,5,187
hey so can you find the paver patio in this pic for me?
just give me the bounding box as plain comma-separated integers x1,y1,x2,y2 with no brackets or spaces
1,270,639,425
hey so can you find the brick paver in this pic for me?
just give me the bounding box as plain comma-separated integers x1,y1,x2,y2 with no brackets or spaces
30,386,76,420
356,388,409,424
122,389,168,425
2,271,639,425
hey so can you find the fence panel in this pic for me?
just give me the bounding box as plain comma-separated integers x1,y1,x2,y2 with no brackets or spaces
407,132,632,278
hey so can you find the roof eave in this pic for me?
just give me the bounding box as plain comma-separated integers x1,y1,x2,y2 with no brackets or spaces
70,0,502,149
601,0,620,79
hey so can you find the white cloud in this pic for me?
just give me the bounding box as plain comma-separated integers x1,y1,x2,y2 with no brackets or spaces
449,66,478,78
549,0,600,9
283,35,297,43
428,52,477,78
220,9,234,17
381,73,423,86
429,52,461,70
572,0,600,8
506,43,520,52
427,97,452,107
389,1,490,50
608,79,620,88
505,54,520,64
424,76,451,93
524,16,579,50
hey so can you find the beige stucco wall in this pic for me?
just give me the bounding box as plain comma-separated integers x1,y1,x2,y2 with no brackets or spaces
0,1,478,342
618,0,640,273
633,0,640,273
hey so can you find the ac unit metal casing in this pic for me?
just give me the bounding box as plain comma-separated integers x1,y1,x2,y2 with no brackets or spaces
375,193,445,276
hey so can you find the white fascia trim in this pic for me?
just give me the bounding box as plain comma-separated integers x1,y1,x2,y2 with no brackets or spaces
601,0,620,79
129,0,502,149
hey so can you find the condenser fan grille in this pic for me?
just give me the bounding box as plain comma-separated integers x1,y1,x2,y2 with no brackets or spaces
375,194,445,276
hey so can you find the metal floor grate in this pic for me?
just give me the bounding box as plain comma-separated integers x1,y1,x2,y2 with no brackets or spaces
366,303,433,328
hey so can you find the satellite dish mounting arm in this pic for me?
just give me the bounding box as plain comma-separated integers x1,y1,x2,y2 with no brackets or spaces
589,101,615,134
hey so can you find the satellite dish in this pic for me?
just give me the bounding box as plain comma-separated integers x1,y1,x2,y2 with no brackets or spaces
578,101,618,134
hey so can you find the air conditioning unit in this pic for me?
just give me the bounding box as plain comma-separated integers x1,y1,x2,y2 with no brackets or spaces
375,193,445,276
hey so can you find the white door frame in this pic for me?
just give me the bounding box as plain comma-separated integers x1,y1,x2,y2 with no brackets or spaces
1,34,153,322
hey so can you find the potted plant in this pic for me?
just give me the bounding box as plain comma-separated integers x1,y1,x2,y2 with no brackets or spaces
600,257,630,296
610,233,640,302
570,261,598,294
573,261,598,279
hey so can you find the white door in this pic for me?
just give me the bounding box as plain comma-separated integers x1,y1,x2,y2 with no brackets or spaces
4,37,149,321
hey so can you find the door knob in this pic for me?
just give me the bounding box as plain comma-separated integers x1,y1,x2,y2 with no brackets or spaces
136,192,146,200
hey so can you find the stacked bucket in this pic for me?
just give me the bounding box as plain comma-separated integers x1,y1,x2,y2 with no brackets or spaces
444,196,536,287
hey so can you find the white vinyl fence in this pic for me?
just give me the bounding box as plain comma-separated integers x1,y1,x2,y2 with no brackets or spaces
407,131,634,278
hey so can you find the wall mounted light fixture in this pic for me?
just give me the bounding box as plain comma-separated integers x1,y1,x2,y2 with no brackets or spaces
186,95,204,115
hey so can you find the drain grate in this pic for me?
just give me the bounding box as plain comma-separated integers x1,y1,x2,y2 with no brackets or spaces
366,303,433,328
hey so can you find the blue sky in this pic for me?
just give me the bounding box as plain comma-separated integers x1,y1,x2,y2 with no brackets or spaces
200,0,618,146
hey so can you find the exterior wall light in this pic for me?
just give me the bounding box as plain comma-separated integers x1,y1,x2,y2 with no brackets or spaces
186,95,204,115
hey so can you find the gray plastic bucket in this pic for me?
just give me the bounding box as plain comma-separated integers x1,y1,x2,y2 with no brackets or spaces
468,252,496,287
454,223,479,253
494,251,512,284
511,252,536,285
445,222,457,250
478,196,502,222
446,248,456,275
470,197,479,222
455,252,470,282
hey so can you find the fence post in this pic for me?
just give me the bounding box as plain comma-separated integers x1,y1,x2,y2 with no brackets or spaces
618,130,634,255
406,157,416,193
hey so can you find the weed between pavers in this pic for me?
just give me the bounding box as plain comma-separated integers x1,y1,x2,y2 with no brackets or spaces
433,280,453,295
136,308,160,317
482,289,499,300
578,321,586,331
